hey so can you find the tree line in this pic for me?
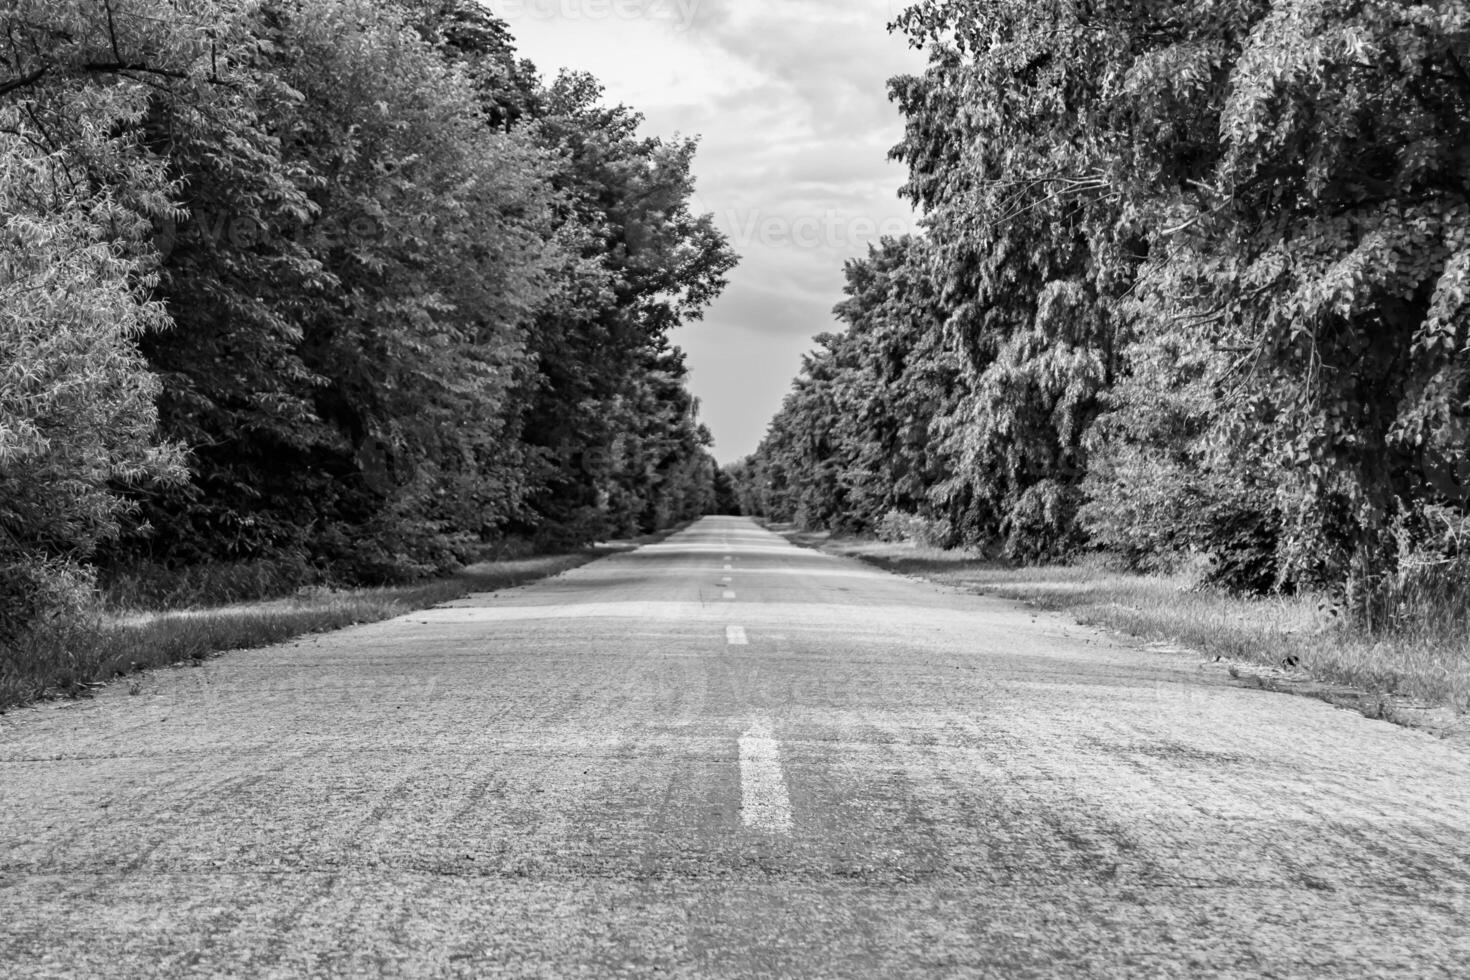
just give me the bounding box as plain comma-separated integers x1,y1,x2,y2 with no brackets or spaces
731,0,1469,611
1,0,735,645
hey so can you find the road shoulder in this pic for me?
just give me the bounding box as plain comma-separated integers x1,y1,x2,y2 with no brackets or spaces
768,523,1470,752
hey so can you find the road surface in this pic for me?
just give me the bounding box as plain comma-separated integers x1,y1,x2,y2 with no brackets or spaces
3,516,1469,977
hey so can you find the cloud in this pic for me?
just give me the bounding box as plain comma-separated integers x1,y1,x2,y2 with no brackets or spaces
502,1,923,460
704,273,837,337
686,0,915,128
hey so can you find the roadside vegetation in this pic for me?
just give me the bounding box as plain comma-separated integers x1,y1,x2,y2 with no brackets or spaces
787,525,1470,718
732,0,1470,712
1,1,735,695
0,534,675,712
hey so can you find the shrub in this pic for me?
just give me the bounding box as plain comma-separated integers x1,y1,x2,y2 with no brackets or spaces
97,557,320,611
0,111,184,645
876,510,954,548
1354,506,1470,636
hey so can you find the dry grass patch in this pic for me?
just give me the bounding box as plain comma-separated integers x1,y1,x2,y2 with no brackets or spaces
784,529,1470,715
0,543,652,712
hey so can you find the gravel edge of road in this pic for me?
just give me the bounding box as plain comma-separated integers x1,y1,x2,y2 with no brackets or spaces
766,523,1470,753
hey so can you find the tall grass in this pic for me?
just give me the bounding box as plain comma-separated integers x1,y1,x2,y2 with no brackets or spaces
800,533,1470,713
0,552,600,712
96,557,321,611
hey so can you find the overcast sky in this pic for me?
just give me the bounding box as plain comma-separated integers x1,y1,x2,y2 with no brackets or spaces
490,0,925,462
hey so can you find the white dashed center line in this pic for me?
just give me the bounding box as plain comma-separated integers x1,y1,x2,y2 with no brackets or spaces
723,563,733,570
722,590,736,600
725,626,748,645
739,719,792,834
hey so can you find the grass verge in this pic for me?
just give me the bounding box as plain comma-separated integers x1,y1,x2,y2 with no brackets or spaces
775,526,1470,738
1,531,671,713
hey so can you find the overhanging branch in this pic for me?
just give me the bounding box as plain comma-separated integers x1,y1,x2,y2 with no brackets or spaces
0,66,48,98
83,61,189,81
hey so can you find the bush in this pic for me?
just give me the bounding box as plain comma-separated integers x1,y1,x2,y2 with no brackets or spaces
0,113,183,644
0,559,94,649
0,611,111,707
1079,448,1203,573
1198,501,1284,595
1000,480,1083,562
1354,506,1470,636
97,557,320,611
875,510,954,548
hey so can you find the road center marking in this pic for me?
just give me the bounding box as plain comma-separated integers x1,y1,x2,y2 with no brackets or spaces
739,719,792,834
722,590,736,600
725,625,748,645
723,563,733,570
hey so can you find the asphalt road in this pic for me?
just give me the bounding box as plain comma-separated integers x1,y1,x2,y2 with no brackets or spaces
3,516,1469,978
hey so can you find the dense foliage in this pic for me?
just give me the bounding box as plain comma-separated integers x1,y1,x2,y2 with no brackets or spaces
735,0,1469,605
1,0,732,642
0,102,184,642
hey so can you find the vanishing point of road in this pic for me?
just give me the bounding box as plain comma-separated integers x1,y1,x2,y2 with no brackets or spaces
3,516,1468,977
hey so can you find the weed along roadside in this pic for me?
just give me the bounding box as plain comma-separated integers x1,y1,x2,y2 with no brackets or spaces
770,524,1470,747
0,526,687,714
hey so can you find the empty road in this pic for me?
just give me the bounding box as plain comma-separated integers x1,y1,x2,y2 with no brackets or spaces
3,516,1469,977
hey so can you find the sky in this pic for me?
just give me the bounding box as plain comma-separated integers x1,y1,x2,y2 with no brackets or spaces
487,0,927,463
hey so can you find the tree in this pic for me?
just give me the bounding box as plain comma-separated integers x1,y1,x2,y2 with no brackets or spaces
3,0,731,618
511,72,737,545
888,0,1147,557
753,0,1468,599
0,107,183,644
409,0,542,131
271,0,561,578
738,236,962,537
1149,0,1470,590
832,236,964,538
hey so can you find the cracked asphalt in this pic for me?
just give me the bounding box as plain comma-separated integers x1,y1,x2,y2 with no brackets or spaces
2,516,1469,978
